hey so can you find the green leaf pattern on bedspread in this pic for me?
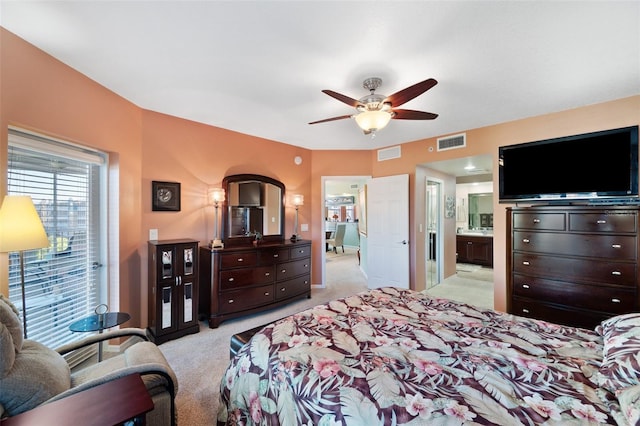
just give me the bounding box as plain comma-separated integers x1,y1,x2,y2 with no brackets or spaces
218,287,619,425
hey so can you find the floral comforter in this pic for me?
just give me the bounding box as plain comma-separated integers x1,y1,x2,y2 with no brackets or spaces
218,287,620,425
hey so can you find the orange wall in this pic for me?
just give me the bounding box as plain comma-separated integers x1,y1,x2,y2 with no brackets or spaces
2,27,639,324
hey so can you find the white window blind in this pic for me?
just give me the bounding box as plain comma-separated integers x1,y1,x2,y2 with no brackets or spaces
7,129,107,356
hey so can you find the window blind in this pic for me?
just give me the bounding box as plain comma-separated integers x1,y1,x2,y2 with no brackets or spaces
7,129,106,360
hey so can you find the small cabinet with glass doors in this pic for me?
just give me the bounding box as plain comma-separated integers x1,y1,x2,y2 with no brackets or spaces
148,239,199,343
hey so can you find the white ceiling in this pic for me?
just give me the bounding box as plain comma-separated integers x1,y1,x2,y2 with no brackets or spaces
1,1,638,151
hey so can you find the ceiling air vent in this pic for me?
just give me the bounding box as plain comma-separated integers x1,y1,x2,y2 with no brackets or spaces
377,145,401,162
437,133,466,151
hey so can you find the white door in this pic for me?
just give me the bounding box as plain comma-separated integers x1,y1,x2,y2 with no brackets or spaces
366,174,410,289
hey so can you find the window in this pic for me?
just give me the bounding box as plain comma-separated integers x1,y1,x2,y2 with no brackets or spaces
7,129,107,358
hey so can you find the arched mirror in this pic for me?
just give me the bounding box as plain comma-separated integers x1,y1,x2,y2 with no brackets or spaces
222,174,285,245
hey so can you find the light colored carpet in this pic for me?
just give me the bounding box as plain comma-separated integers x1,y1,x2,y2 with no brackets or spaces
160,248,367,425
426,266,494,309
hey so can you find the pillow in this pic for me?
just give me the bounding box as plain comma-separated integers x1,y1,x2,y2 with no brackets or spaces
596,313,640,393
616,384,640,425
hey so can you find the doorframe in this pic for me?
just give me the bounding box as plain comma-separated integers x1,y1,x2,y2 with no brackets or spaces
320,175,370,288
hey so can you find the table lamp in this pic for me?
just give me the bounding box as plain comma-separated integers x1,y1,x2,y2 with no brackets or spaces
290,194,304,242
0,195,49,338
209,187,225,248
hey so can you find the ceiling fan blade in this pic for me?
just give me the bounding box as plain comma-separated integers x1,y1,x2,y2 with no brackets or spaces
392,109,439,120
384,78,437,107
308,114,352,125
322,90,361,107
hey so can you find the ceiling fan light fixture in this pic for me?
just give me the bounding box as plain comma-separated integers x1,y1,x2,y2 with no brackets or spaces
355,110,392,132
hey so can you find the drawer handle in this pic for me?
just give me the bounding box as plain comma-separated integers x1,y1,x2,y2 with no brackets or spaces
612,244,622,249
522,238,530,243
532,219,540,223
228,277,235,282
467,241,473,245
264,292,270,296
273,254,279,258
237,258,244,262
522,284,530,289
522,261,530,266
228,299,234,304
304,264,308,268
597,220,607,224
265,272,270,276
612,271,622,276
522,308,530,314
612,298,621,303
281,269,287,273
299,249,305,254
281,287,286,292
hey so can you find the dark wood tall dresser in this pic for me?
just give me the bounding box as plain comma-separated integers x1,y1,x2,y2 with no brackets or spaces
507,205,639,329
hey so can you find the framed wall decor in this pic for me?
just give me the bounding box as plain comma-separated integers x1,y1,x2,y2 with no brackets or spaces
152,181,181,211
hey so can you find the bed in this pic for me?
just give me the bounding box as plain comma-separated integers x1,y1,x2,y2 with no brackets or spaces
218,287,640,425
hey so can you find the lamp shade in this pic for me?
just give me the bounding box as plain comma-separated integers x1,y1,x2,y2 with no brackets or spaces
209,187,226,205
0,195,49,252
354,110,392,132
292,194,304,207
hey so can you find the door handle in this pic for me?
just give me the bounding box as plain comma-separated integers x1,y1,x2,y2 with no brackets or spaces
399,240,408,245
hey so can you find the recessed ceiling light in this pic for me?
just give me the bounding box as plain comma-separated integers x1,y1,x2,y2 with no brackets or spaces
464,165,476,171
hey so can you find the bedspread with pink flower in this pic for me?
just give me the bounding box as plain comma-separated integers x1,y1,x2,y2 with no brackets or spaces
218,287,621,425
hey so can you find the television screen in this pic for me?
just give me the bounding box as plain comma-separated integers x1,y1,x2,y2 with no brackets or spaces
499,126,639,204
239,182,262,206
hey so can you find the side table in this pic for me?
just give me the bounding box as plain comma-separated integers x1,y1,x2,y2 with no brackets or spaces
69,311,131,361
0,373,153,425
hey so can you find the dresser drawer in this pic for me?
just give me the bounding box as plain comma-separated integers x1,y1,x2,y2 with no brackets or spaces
513,231,637,260
218,284,275,314
513,273,636,313
220,265,275,290
510,297,611,329
277,258,311,281
513,253,637,286
258,247,289,265
290,244,311,259
275,274,310,300
220,252,257,269
569,212,637,233
512,212,565,231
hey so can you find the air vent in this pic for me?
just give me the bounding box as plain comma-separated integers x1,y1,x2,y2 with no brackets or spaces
350,184,359,189
377,145,401,161
437,133,466,151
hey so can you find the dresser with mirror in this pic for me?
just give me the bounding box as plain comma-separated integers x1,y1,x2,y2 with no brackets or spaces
199,174,311,328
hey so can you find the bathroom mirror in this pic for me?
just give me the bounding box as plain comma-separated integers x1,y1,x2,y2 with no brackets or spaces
468,192,493,229
222,174,285,244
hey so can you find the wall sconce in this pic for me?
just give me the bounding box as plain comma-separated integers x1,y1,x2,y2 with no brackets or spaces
290,194,304,242
209,187,225,248
0,195,49,338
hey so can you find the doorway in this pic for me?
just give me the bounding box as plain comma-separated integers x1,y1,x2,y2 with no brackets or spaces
426,178,443,288
321,176,369,288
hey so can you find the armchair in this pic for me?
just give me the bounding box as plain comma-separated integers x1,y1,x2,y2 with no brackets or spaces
0,295,178,425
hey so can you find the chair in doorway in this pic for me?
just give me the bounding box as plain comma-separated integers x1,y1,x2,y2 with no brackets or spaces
327,224,346,254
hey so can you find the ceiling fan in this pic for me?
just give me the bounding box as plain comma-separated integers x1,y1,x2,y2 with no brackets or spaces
309,77,438,135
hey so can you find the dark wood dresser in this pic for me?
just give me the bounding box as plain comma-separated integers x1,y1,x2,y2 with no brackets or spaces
199,239,311,328
507,205,639,329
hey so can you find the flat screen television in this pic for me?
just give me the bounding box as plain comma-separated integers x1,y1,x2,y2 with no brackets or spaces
238,182,263,206
499,125,639,204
